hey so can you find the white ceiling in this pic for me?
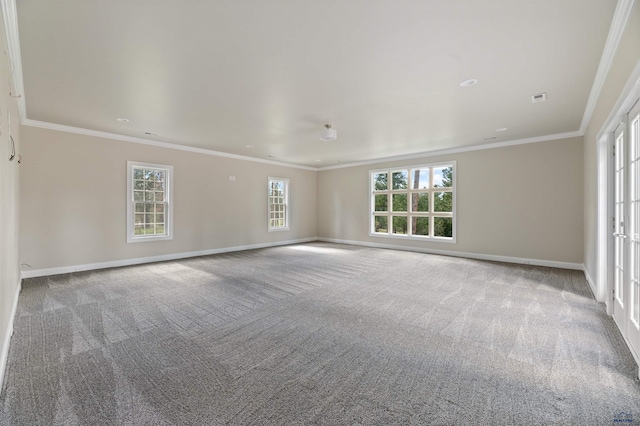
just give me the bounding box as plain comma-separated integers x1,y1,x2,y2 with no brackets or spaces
10,0,618,168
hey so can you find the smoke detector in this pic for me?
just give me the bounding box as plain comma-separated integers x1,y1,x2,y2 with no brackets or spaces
320,124,337,141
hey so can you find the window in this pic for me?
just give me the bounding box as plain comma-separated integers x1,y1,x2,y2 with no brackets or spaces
127,161,173,243
268,177,289,231
370,162,455,241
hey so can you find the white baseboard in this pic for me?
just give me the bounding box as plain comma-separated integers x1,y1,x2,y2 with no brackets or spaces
582,265,598,299
317,237,584,270
20,237,318,278
0,279,21,394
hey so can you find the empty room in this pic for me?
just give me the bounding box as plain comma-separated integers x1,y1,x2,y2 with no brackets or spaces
1,0,640,424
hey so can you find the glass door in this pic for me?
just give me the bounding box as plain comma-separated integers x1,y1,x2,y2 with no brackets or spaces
627,100,640,357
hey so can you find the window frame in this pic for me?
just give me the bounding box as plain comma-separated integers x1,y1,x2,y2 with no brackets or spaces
268,177,290,232
369,161,456,243
127,161,174,243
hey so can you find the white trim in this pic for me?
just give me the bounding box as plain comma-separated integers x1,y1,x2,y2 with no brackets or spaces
0,0,26,120
596,59,640,142
318,131,582,171
582,264,597,299
317,237,584,271
580,0,638,134
0,279,21,393
20,238,317,278
22,119,317,172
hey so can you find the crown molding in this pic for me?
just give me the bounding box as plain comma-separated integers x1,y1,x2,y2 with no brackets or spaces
1,0,26,120
317,130,582,171
22,119,317,171
580,0,637,134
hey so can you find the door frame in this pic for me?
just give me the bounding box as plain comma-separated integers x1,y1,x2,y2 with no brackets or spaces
597,61,640,372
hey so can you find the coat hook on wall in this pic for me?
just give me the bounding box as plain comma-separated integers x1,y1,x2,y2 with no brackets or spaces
17,154,21,164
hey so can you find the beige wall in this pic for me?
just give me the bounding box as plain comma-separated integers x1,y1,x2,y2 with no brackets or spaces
19,126,317,271
318,137,584,264
583,2,640,284
0,11,22,387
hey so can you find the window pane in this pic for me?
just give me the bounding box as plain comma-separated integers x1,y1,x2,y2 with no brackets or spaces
144,225,154,234
145,191,154,201
156,214,164,223
392,171,408,190
155,171,165,182
133,169,144,179
374,194,388,212
155,192,164,202
374,215,388,233
144,203,154,212
134,191,144,202
392,216,407,235
433,166,453,188
135,203,144,213
434,192,452,212
134,225,144,235
145,181,154,191
392,193,407,212
134,181,144,190
412,217,429,236
373,172,388,191
135,214,144,224
145,214,154,223
155,182,165,191
411,168,429,189
434,217,453,237
156,224,165,234
156,204,165,213
411,193,429,212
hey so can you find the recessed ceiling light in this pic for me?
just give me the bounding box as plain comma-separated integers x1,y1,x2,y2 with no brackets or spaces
496,127,508,132
315,159,322,162
460,79,478,87
116,118,129,122
246,145,254,148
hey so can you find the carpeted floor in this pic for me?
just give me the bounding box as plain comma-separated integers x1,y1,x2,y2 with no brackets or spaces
1,242,639,425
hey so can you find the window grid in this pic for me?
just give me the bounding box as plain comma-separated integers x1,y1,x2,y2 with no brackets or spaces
615,129,625,306
127,161,172,243
268,178,289,231
371,163,454,240
133,168,167,236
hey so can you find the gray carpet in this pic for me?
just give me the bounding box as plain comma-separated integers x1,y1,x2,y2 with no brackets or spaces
1,242,639,425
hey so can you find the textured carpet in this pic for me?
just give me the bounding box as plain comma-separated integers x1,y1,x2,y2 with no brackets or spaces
1,242,639,425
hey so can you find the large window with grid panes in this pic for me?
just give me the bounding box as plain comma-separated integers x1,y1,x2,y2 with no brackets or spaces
370,162,455,241
268,177,289,231
127,161,173,242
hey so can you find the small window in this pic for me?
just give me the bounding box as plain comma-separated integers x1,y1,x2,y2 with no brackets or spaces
127,161,173,243
370,162,455,241
268,177,289,231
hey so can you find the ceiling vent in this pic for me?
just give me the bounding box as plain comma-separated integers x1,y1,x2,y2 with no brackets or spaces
531,92,547,103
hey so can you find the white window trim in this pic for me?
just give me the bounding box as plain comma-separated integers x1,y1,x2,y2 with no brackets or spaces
369,161,456,243
127,161,174,243
268,177,290,232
